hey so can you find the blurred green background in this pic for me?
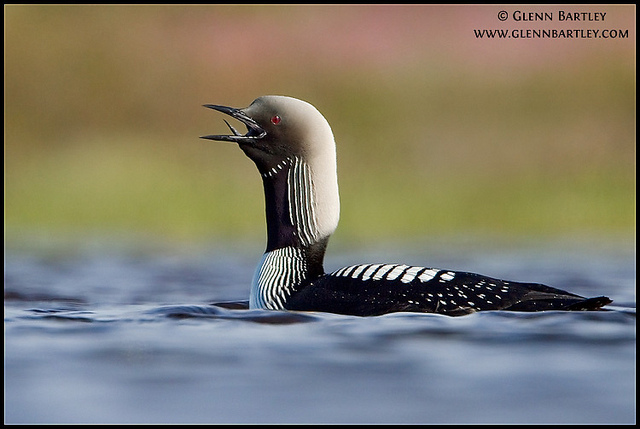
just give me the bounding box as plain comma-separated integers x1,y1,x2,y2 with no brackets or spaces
5,5,636,247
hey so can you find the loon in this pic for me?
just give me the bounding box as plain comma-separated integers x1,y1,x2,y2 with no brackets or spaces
201,95,612,317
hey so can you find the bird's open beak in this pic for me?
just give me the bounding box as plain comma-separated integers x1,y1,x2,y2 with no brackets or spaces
200,104,266,143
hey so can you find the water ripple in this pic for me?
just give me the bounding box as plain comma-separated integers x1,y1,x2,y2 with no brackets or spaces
4,242,636,424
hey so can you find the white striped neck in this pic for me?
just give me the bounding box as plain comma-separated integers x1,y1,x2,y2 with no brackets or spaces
250,240,328,309
259,155,338,252
250,246,303,309
250,154,336,309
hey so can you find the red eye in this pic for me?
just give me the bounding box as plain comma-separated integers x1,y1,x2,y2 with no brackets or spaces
271,115,281,125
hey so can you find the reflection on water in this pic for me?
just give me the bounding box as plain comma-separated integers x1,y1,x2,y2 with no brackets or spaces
4,238,636,424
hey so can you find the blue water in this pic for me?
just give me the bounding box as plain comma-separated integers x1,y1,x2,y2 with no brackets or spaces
4,237,636,424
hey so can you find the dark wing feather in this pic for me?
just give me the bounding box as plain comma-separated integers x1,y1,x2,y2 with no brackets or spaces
285,264,611,317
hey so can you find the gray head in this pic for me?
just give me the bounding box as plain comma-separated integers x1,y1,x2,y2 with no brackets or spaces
202,95,340,246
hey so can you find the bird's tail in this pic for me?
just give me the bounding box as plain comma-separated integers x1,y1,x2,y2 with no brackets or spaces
563,296,612,311
503,284,613,312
